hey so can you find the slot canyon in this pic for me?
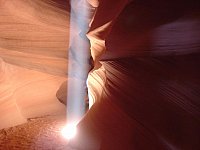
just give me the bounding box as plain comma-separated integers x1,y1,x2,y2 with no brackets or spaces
0,0,200,150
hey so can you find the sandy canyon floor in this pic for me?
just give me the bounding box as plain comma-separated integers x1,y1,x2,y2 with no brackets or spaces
0,115,70,150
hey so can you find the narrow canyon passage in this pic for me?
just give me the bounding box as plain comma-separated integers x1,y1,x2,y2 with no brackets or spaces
0,0,200,150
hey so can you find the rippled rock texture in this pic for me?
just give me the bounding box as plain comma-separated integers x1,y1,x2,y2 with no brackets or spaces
0,0,69,129
68,0,200,150
1,0,200,150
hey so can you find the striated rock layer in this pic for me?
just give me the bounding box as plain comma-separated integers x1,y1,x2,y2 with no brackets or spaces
68,0,200,150
0,0,69,129
0,59,66,129
0,0,69,76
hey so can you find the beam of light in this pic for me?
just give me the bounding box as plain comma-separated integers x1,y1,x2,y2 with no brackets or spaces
61,122,77,139
61,0,91,139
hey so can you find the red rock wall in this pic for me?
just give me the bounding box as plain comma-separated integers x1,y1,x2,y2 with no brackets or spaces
0,0,69,129
69,0,200,149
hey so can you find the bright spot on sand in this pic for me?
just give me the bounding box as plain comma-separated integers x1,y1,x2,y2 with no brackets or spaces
61,123,77,139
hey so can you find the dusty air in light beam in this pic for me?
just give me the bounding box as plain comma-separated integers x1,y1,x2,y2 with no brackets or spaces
61,0,90,139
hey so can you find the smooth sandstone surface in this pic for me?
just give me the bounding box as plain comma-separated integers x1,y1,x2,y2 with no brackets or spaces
0,58,66,129
0,0,69,129
0,0,69,76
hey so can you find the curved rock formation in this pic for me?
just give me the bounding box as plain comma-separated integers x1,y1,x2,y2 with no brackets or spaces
0,0,69,76
56,78,87,106
0,0,200,149
0,58,66,129
68,0,200,150
0,0,69,129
